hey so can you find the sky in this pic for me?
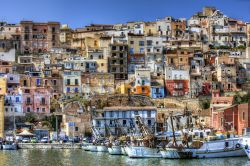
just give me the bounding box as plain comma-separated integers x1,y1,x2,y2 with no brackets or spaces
0,0,250,28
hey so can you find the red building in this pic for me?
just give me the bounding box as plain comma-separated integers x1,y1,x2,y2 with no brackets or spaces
211,90,250,135
165,80,189,96
212,103,250,135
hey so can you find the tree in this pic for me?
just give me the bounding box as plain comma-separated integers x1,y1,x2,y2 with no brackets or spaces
25,113,38,123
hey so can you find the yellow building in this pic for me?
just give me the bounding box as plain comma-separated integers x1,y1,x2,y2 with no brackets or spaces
144,22,157,36
128,33,146,54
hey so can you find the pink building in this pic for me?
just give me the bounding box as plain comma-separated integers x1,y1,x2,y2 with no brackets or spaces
22,87,51,113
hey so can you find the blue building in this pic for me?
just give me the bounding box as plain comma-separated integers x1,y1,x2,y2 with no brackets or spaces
150,80,165,98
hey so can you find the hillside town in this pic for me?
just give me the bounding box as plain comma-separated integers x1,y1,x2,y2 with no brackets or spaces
0,6,250,143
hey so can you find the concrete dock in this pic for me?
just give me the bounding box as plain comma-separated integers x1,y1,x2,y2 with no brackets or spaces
17,143,81,149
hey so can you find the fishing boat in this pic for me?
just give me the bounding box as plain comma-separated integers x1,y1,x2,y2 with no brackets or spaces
161,111,245,159
2,134,17,150
161,138,245,159
126,115,162,158
2,142,17,150
240,128,250,159
89,127,108,152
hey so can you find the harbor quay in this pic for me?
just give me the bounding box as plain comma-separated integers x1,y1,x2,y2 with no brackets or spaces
17,143,81,149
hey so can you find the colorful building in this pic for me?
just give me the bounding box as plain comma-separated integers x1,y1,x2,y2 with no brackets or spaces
165,66,190,96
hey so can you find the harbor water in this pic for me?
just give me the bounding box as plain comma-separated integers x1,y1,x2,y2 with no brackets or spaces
0,149,250,166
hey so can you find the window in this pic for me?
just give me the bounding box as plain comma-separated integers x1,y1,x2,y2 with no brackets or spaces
24,34,29,40
112,46,116,50
75,79,78,85
67,79,70,85
75,127,78,131
25,89,30,93
147,40,152,46
119,53,123,58
67,87,70,93
41,98,45,105
16,97,19,103
5,108,8,112
142,80,145,85
27,107,30,112
52,27,56,33
36,79,41,86
148,120,152,126
139,41,144,46
130,41,134,44
26,97,31,104
9,77,13,81
75,88,78,93
53,80,57,85
140,48,144,53
147,111,151,118
52,35,55,41
243,112,245,120
123,120,127,126
37,108,39,112
130,48,134,54
42,108,45,112
122,111,126,118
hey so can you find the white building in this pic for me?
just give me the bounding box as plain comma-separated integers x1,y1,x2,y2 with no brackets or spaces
93,106,157,135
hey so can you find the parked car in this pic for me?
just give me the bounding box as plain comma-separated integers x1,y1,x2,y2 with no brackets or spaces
30,137,38,143
40,137,49,143
22,137,30,143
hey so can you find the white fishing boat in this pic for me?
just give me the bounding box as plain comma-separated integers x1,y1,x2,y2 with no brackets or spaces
2,143,17,150
108,145,122,155
97,145,108,152
161,138,245,159
240,128,250,159
126,146,162,158
88,145,98,152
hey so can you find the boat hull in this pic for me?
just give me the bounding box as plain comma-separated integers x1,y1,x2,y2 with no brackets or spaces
2,144,17,150
108,146,122,155
126,146,162,158
82,143,91,151
161,148,245,159
121,146,127,155
97,145,108,152
89,145,98,152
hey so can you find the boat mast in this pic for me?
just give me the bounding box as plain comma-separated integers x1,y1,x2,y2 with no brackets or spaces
170,111,177,147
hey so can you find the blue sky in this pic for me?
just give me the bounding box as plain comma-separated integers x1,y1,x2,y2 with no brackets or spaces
0,0,249,28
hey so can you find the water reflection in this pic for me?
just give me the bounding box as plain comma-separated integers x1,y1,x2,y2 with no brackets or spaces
0,149,249,166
